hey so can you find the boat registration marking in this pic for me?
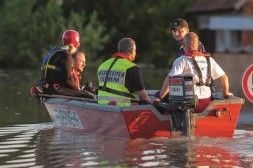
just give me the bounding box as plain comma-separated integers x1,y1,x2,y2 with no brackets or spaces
52,108,83,129
170,86,183,96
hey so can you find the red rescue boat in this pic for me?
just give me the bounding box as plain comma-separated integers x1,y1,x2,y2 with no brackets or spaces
40,75,244,139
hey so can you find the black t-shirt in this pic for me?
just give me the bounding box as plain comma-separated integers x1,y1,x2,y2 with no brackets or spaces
125,66,145,93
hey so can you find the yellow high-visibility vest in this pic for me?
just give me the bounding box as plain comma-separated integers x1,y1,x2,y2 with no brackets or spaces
97,57,136,106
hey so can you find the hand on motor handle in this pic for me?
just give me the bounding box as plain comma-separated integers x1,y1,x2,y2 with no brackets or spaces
224,92,233,98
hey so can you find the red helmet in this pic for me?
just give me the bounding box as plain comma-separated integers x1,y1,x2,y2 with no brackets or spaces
62,30,80,48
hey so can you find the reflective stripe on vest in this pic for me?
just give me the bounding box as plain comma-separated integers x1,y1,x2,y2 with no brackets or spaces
97,58,136,106
42,64,62,72
42,48,62,78
98,86,135,99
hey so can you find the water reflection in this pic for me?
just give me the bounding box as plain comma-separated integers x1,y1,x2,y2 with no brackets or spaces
0,123,51,167
0,123,253,167
124,136,253,167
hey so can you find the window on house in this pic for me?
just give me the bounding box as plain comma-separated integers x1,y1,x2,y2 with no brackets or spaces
230,31,242,52
215,30,242,53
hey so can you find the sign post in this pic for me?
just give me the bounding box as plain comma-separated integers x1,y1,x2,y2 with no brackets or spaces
242,64,253,103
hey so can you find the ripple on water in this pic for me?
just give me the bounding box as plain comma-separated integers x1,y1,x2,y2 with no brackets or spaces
0,123,252,167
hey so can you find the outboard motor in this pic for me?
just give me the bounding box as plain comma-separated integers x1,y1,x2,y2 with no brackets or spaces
154,74,198,137
166,75,198,136
169,74,197,110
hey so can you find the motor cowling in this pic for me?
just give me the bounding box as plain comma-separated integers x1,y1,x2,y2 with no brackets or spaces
168,74,198,111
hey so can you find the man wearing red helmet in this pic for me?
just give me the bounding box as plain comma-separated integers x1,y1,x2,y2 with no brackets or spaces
31,30,95,99
62,30,80,51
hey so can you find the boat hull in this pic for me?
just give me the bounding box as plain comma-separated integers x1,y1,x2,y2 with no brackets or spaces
43,96,243,139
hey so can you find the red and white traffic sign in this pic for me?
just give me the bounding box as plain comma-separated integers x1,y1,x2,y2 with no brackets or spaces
242,64,253,103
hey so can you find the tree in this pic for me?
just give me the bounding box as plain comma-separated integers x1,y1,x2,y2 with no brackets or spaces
0,0,198,68
61,0,197,67
0,0,37,68
66,11,110,64
0,0,110,68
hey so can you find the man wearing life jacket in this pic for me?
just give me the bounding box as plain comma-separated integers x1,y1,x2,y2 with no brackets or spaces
39,29,79,94
171,18,206,57
156,32,233,112
31,30,95,99
97,38,151,106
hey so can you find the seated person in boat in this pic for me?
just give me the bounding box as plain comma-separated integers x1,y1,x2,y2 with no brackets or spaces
73,51,96,95
155,32,233,113
97,37,151,106
170,18,206,57
31,30,95,99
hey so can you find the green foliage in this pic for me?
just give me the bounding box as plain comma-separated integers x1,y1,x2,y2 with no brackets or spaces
28,0,66,67
61,0,198,67
0,0,36,68
0,0,110,68
0,0,198,69
0,0,65,68
78,11,111,64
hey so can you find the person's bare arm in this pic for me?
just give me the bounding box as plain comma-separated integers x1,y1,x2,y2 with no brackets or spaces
219,73,233,97
151,75,170,103
136,90,152,104
159,75,170,99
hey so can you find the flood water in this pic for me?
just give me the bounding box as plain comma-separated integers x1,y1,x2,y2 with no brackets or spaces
0,69,253,167
0,123,253,167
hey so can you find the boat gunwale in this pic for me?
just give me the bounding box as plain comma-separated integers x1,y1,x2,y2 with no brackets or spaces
43,97,171,121
198,96,244,118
